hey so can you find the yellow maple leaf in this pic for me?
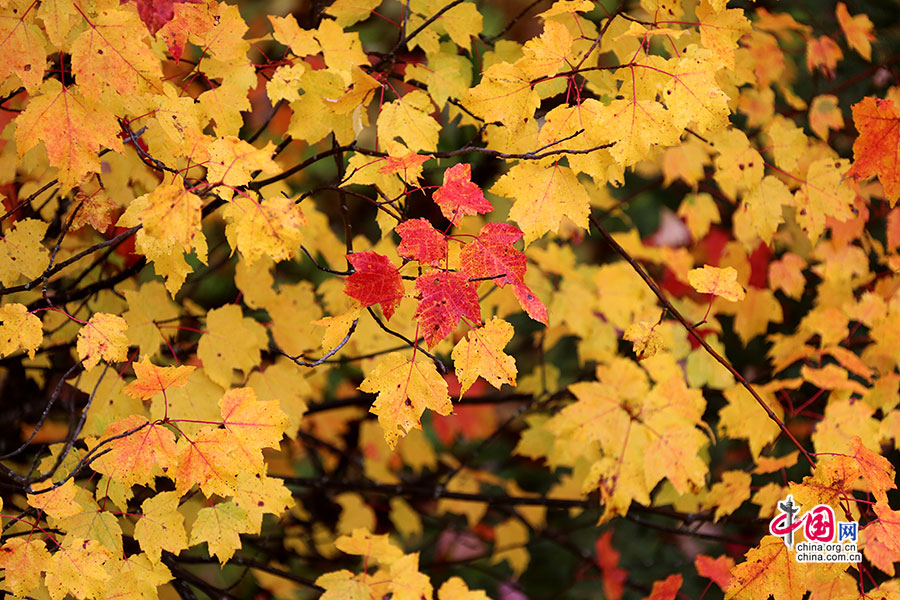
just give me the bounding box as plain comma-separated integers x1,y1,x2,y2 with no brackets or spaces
268,14,320,57
696,1,751,70
123,356,195,401
688,265,746,302
77,313,129,370
0,303,42,359
711,129,764,200
335,528,404,565
45,537,112,600
704,471,751,521
133,491,188,563
809,95,845,141
462,61,540,134
69,7,163,108
661,50,730,134
190,501,256,564
0,218,49,287
725,535,808,600
223,195,305,266
795,158,855,244
718,384,784,459
358,353,452,449
516,20,572,80
0,537,52,597
118,182,207,258
0,8,47,93
15,80,123,190
491,161,590,245
122,281,181,358
207,137,280,192
196,304,268,388
377,90,441,153
491,518,530,576
742,176,790,244
623,320,663,360
315,19,368,77
451,317,517,395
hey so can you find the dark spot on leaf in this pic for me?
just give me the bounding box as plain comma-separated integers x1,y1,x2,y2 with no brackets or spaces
405,399,412,406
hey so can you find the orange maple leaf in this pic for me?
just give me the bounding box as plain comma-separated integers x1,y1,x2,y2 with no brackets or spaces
123,357,195,401
846,97,900,205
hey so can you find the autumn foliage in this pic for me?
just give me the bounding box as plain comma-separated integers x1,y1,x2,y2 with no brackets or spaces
1,0,900,598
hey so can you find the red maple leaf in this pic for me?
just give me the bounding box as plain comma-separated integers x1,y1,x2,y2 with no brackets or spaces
512,282,548,325
133,0,200,35
396,218,448,267
432,163,493,225
344,252,404,320
460,222,547,325
414,271,481,348
460,222,526,286
846,96,900,204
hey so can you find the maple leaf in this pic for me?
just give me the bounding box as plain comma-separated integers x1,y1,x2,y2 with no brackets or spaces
335,528,404,564
695,554,734,590
133,491,188,563
344,251,405,320
845,97,900,205
438,577,490,600
809,95,845,141
173,426,241,498
595,531,626,600
219,387,289,458
70,8,163,105
0,7,47,93
396,219,448,267
0,303,42,359
135,0,201,35
492,162,591,245
190,501,256,564
380,152,432,181
463,62,540,133
196,304,268,388
358,353,452,449
624,321,663,360
849,435,896,504
432,164,493,225
460,222,525,286
688,265,746,301
451,317,517,395
123,357,195,401
378,90,441,153
90,414,177,487
644,574,682,600
207,137,280,193
118,182,206,256
269,14,320,57
45,537,112,600
0,218,50,287
415,271,481,348
0,537,52,597
223,195,306,265
27,479,81,520
725,535,808,600
77,313,130,370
